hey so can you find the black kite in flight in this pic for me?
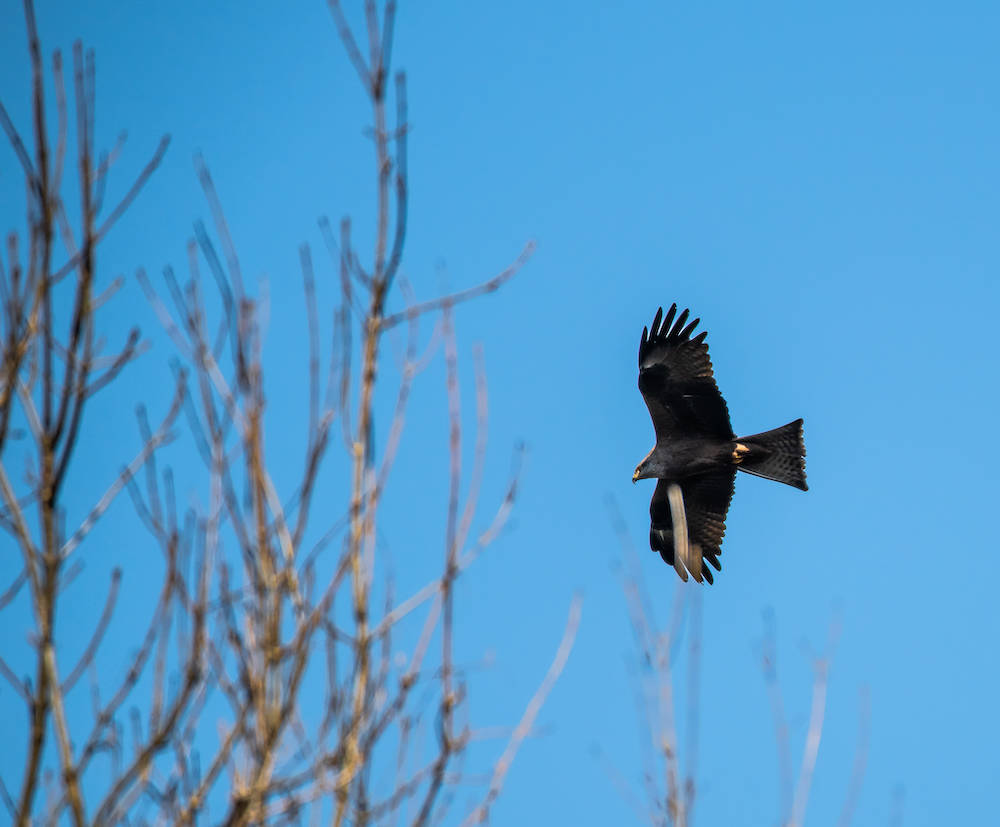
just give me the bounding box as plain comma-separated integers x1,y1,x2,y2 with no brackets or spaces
633,305,807,583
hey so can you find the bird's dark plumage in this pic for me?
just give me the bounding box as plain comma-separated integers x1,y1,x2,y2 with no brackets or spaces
638,305,733,442
634,304,807,583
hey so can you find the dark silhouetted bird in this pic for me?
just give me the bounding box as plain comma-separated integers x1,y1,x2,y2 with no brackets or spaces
633,304,807,583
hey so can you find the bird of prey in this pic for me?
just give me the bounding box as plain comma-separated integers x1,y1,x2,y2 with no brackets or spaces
633,304,807,584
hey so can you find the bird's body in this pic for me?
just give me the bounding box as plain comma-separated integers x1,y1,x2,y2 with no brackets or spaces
635,436,736,481
633,304,807,584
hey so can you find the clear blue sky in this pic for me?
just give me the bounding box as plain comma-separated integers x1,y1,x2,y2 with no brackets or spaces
2,1,998,824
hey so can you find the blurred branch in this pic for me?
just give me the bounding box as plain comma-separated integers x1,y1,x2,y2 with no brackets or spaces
761,611,844,827
788,656,829,827
49,135,170,283
380,241,535,332
761,608,793,819
606,494,695,827
462,594,583,826
61,377,185,558
836,686,871,827
61,568,121,692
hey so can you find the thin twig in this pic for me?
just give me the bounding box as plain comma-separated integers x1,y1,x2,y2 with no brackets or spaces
326,0,372,89
789,615,841,827
61,569,121,692
788,657,829,827
836,686,871,827
380,242,535,331
760,609,793,821
61,377,185,558
50,135,171,282
461,594,582,826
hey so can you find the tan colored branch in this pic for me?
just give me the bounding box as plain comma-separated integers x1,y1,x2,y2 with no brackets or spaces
60,376,185,558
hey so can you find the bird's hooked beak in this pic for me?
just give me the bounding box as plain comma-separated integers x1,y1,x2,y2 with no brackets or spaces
632,467,640,484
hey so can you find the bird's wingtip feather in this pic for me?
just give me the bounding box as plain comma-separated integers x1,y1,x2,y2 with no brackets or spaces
673,307,690,335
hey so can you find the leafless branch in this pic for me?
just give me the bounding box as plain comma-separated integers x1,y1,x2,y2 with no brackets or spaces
61,568,121,692
788,656,829,827
761,608,794,820
380,241,536,331
4,3,559,823
836,686,871,827
762,610,844,827
50,135,171,283
61,376,185,558
462,594,583,826
606,493,694,826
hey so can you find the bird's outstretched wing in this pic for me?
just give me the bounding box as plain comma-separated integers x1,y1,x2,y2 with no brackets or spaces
649,470,736,584
638,304,733,441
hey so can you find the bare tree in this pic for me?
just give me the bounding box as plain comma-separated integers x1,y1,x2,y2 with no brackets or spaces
603,498,701,827
0,1,579,823
759,611,871,827
605,498,871,827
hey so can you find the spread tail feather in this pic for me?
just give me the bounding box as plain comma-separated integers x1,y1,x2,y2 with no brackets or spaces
738,418,808,491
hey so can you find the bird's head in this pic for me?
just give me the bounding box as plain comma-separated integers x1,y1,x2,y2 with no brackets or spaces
633,447,660,483
632,457,652,484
